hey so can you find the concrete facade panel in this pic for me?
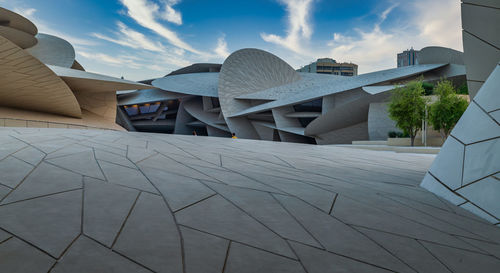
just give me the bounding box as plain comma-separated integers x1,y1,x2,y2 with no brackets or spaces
27,33,75,68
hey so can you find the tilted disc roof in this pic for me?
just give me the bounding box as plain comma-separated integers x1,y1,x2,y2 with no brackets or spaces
27,33,76,68
152,72,219,97
48,65,152,93
0,7,37,35
0,34,81,118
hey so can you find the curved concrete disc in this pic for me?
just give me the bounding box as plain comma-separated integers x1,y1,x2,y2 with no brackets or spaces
0,7,37,35
27,33,76,68
0,35,81,118
0,25,37,49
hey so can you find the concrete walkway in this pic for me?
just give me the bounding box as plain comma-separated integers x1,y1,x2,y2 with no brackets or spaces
0,127,499,272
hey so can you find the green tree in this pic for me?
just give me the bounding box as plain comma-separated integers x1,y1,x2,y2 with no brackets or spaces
428,80,469,140
388,80,427,146
457,82,469,95
422,82,434,96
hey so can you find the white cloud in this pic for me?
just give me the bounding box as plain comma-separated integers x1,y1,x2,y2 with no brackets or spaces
161,0,182,25
326,0,463,74
78,51,128,66
11,8,97,47
261,0,314,55
13,7,36,17
92,22,166,52
263,0,462,74
380,3,398,21
412,0,462,50
119,0,201,54
214,35,230,59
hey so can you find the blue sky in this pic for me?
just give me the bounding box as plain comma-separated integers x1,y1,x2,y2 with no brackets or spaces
1,0,462,81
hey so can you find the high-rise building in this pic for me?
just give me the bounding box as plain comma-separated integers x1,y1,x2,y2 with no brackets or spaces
298,58,358,76
397,47,419,67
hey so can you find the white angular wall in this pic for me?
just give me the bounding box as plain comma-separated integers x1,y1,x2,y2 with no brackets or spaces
422,0,500,226
421,64,500,225
462,0,500,98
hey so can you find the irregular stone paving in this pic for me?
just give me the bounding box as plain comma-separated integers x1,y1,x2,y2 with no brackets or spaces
0,127,499,273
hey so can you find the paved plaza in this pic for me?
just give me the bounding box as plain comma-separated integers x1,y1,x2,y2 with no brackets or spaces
0,127,499,272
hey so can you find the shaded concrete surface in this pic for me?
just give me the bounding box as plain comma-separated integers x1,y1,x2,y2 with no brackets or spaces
0,127,499,272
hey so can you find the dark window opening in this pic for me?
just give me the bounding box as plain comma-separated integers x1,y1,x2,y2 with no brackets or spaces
297,117,316,128
211,97,220,108
293,98,323,112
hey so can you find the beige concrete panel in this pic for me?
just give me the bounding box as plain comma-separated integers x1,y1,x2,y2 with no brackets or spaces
27,33,75,67
48,123,69,128
27,121,48,128
0,26,37,49
462,3,500,48
48,65,151,93
0,35,82,118
0,119,4,126
73,91,117,122
4,119,27,127
0,7,37,35
71,60,85,71
68,125,88,129
0,106,123,131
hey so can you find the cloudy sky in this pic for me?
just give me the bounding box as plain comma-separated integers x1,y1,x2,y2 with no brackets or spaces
2,0,462,81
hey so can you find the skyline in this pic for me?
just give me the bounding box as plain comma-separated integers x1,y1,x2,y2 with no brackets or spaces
1,0,462,81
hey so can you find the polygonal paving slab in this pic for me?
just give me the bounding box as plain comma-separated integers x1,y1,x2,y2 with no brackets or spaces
46,150,105,180
180,227,229,273
0,190,82,257
113,192,183,273
290,241,391,273
51,236,150,273
12,146,45,166
0,238,54,273
83,178,139,247
420,240,500,273
275,194,412,272
98,160,158,193
1,162,82,204
0,127,499,272
356,227,451,273
141,166,215,211
175,195,296,258
224,242,305,273
0,156,34,188
209,183,321,247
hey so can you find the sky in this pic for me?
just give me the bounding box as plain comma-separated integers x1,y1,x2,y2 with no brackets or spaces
1,0,463,81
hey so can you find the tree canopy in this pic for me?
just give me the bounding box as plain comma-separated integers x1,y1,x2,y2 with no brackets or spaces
428,80,469,140
388,79,427,146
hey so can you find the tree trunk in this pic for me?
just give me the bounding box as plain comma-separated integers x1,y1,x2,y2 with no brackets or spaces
440,130,446,142
410,135,415,146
